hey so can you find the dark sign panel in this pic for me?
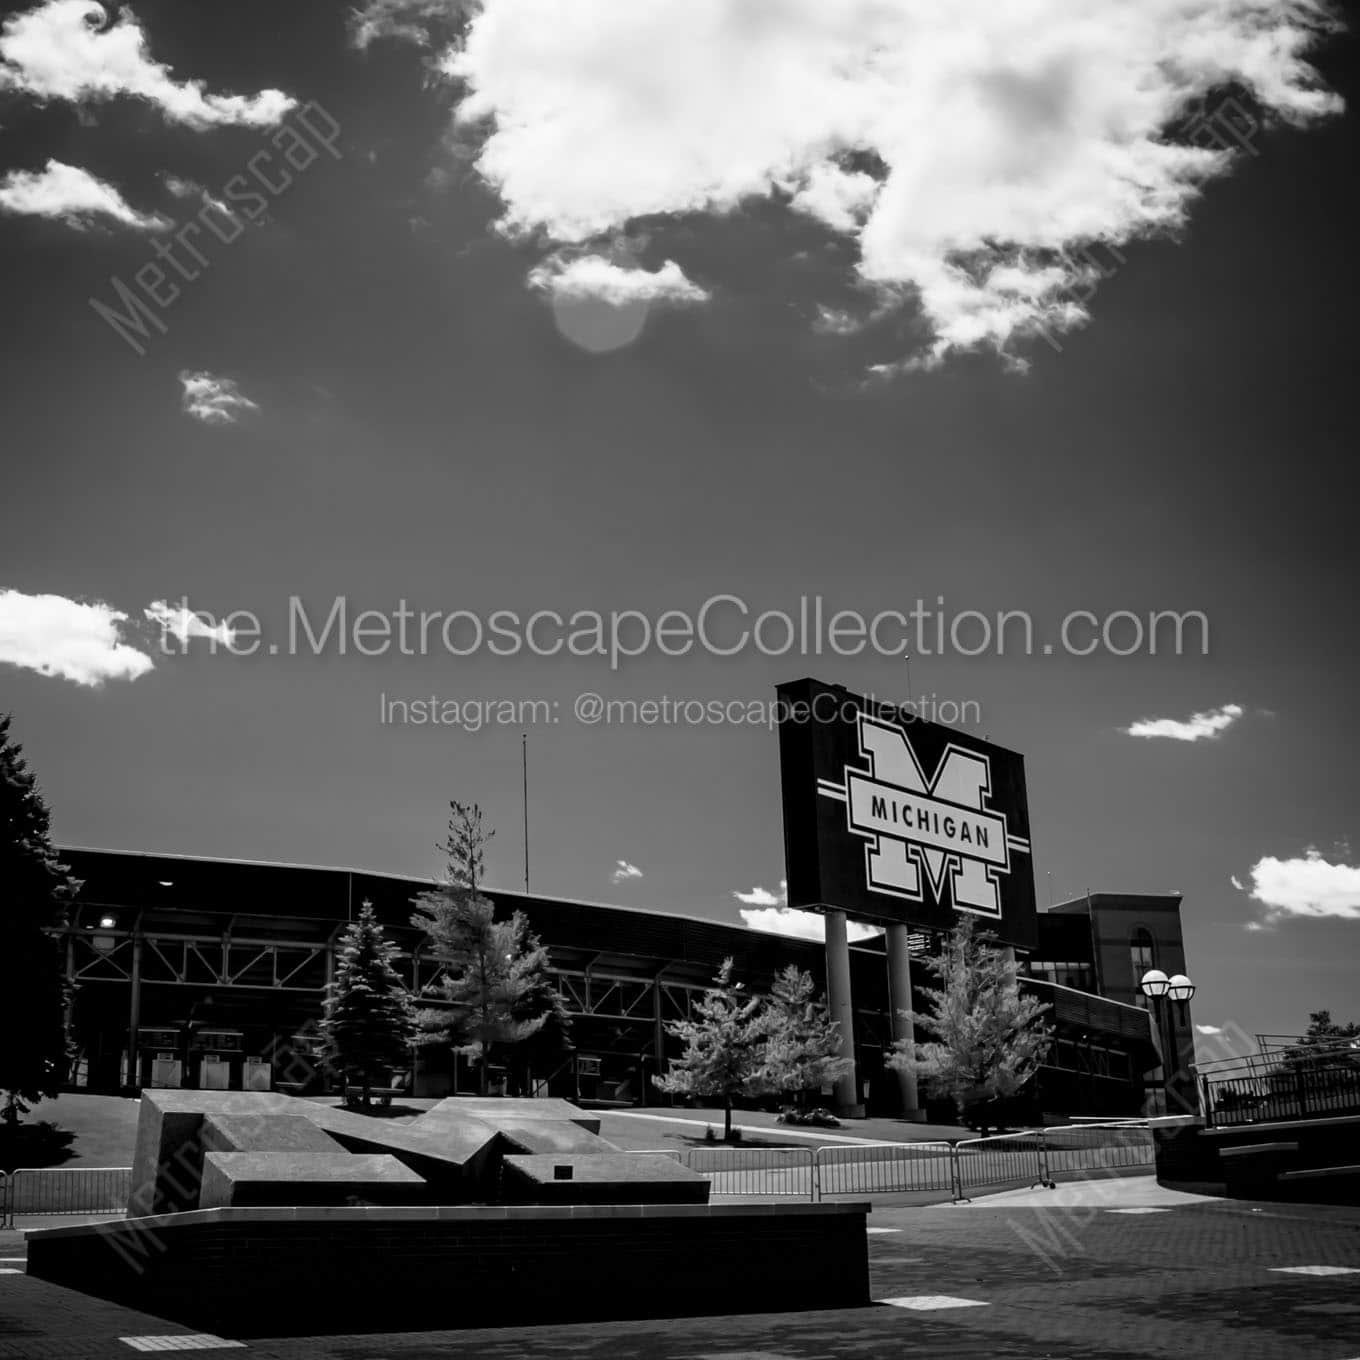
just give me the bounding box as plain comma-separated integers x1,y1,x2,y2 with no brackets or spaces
777,677,1037,949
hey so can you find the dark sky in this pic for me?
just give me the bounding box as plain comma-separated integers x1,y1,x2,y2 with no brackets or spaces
2,0,1358,1049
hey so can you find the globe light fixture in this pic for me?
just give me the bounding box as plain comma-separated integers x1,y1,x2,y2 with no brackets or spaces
1166,974,1196,1003
1139,968,1170,999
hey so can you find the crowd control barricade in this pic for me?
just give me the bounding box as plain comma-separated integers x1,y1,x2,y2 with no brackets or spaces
814,1142,957,1198
952,1132,1048,1202
683,1146,817,1200
5,1166,132,1222
1041,1122,1154,1180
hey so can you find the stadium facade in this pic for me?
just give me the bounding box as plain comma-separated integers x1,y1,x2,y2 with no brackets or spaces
56,846,1191,1121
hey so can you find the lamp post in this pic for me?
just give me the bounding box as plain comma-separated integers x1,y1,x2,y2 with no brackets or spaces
1140,969,1197,1115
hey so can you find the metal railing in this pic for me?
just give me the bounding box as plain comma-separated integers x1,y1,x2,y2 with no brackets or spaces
954,1131,1051,1198
1205,1065,1360,1127
683,1145,817,1199
0,1122,1156,1222
2,1166,132,1226
1042,1122,1155,1176
814,1141,956,1198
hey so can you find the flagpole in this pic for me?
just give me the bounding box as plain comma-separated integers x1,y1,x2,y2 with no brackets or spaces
522,732,530,895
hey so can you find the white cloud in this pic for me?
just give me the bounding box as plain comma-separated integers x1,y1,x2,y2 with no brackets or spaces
528,255,709,306
733,881,788,908
1230,874,1245,891
1195,1024,1224,1036
611,860,644,884
0,588,154,686
1125,703,1244,742
740,903,882,943
0,0,295,128
162,173,235,221
350,0,469,50
178,370,258,425
144,600,235,647
432,0,1340,369
1244,848,1360,923
0,158,169,231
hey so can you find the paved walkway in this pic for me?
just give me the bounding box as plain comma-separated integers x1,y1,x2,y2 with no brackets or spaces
4,1182,1359,1358
599,1106,968,1148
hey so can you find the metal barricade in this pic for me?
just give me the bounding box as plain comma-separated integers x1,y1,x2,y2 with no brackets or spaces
1041,1122,1154,1180
952,1132,1047,1201
814,1142,957,1198
6,1166,131,1221
683,1146,816,1200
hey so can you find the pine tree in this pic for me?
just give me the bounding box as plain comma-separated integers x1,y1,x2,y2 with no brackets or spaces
410,802,551,1095
319,901,417,1109
887,914,1052,1134
653,957,765,1141
0,714,78,1126
757,965,853,1109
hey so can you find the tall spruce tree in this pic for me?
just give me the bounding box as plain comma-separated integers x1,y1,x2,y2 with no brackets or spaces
0,714,78,1125
410,802,551,1095
888,914,1052,1134
318,901,417,1109
757,965,852,1108
653,957,765,1141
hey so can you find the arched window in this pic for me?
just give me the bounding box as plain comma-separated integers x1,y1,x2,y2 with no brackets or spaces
1130,928,1156,1006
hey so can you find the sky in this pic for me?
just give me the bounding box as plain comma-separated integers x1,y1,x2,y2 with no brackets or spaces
1,0,1358,1054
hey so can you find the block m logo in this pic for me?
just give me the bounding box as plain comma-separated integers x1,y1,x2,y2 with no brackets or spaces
818,714,1029,917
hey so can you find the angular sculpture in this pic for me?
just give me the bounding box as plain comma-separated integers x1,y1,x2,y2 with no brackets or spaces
128,1089,708,1212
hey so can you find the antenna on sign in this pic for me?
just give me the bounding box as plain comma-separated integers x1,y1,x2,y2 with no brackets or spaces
522,732,530,895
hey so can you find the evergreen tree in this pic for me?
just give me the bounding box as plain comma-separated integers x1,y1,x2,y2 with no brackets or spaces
757,965,853,1107
0,714,78,1126
653,957,765,1141
410,802,551,1095
319,901,418,1109
887,915,1052,1134
506,930,574,1095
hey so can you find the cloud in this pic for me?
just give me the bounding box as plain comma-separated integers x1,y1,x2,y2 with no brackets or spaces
431,0,1341,369
0,0,295,128
144,600,235,647
0,588,155,686
162,173,235,222
1230,874,1245,891
178,370,259,425
350,0,470,50
1125,703,1244,742
0,159,169,230
740,903,882,943
528,255,710,306
611,860,644,884
734,881,787,908
1243,848,1360,924
1195,1024,1224,1036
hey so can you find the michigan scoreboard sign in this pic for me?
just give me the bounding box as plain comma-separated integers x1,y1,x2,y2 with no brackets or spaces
777,678,1038,949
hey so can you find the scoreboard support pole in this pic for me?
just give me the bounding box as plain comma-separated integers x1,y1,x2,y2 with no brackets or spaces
824,908,864,1117
886,922,926,1121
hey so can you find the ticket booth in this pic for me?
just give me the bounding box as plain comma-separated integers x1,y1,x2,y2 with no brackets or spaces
138,1027,183,1089
193,1029,244,1090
